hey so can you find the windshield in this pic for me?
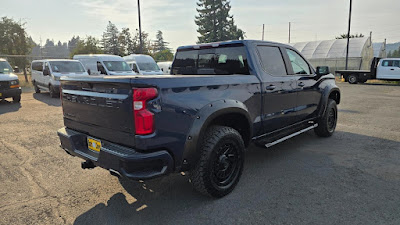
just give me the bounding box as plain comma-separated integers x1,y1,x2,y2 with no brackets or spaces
50,61,86,73
103,61,132,72
0,61,13,74
137,62,160,71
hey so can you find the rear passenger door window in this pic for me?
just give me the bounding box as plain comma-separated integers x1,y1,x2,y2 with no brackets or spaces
286,49,311,75
257,46,287,76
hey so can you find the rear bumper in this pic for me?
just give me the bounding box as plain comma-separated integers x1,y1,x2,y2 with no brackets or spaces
0,88,21,98
57,127,174,180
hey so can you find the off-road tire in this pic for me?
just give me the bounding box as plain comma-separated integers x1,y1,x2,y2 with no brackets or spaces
348,74,358,84
34,82,41,93
13,95,21,103
190,126,245,198
315,99,338,137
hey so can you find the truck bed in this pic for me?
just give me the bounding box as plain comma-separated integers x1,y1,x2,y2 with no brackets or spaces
60,74,262,153
335,70,371,74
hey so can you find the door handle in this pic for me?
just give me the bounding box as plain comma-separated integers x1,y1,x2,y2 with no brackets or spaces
298,82,305,87
266,85,276,90
390,69,395,71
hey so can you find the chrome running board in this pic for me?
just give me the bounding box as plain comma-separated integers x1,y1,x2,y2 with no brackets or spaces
265,124,318,148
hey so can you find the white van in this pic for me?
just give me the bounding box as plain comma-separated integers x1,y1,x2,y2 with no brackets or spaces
376,58,400,80
123,54,164,75
73,54,135,76
0,59,21,103
31,59,88,98
157,61,173,74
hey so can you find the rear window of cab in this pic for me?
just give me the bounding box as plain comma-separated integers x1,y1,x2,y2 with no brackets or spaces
172,45,250,75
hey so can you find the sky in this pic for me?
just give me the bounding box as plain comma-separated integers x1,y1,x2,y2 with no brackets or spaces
2,0,400,51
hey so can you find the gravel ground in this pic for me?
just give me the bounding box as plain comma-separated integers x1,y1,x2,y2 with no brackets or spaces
0,82,399,225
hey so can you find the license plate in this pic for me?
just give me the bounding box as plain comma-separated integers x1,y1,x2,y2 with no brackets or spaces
87,137,101,152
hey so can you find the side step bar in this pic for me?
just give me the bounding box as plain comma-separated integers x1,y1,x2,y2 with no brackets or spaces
265,124,318,148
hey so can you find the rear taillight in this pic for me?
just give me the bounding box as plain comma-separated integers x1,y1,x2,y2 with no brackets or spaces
133,88,158,135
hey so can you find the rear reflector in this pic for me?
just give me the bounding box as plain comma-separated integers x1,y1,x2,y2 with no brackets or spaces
133,88,158,135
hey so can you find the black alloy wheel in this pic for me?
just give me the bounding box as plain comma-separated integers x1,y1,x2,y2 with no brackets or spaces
190,126,245,198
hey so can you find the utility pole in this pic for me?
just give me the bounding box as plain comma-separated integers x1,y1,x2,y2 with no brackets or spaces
262,24,265,41
288,22,291,43
137,0,143,54
345,0,353,70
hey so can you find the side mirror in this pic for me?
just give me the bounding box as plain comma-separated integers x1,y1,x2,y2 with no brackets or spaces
87,69,91,75
43,68,50,76
316,66,330,76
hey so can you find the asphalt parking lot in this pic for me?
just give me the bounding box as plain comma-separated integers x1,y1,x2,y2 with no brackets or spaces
0,82,399,225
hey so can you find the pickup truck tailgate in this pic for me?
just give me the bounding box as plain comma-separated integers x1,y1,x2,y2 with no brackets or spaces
61,77,136,147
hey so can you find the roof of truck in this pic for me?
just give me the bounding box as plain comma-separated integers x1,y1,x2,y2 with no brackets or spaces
177,40,289,51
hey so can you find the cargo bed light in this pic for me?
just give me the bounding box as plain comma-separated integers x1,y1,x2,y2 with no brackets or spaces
133,88,158,135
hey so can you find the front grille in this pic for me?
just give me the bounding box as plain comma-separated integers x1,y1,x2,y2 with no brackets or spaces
0,81,9,90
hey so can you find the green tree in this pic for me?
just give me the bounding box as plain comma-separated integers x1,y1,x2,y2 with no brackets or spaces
153,49,174,61
0,17,32,81
118,28,135,56
45,39,55,47
153,30,169,52
132,30,152,55
102,21,120,55
70,36,103,57
68,36,81,52
392,49,400,58
335,33,365,39
195,0,245,43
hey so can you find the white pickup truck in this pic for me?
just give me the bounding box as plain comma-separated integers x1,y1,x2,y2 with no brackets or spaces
0,59,21,103
336,58,400,84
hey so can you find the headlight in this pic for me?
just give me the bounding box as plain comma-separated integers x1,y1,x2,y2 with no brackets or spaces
53,76,61,81
10,80,19,86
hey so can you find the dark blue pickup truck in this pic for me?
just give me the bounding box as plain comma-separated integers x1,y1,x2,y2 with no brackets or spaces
58,40,340,197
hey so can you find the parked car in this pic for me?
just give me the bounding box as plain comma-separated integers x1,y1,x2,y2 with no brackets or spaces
157,61,173,74
58,40,340,198
31,59,88,98
0,59,21,103
336,57,400,84
73,54,135,76
123,54,164,75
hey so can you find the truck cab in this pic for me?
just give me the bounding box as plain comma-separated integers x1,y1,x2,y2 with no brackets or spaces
376,58,400,80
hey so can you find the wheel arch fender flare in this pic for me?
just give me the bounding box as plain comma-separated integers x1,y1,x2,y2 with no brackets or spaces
181,99,252,171
318,85,341,117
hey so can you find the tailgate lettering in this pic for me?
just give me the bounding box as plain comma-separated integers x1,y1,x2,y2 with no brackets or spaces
63,93,124,109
